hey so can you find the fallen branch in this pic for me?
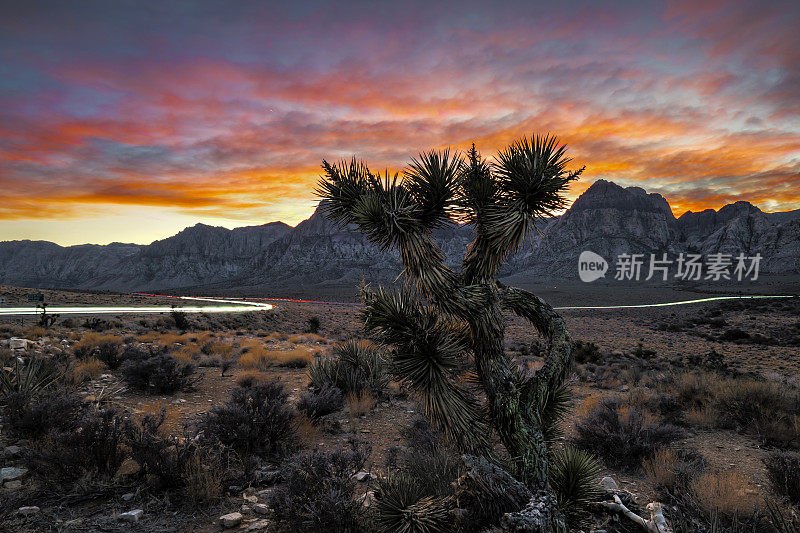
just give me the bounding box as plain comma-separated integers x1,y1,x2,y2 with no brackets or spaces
601,494,672,533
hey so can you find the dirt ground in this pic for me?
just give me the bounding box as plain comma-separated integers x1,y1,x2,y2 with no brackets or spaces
0,282,798,531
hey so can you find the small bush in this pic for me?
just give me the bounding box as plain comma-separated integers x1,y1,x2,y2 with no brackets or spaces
572,340,602,364
712,379,800,447
196,380,296,458
346,391,377,416
121,353,198,394
573,399,684,470
549,445,602,529
239,346,314,370
298,385,344,419
95,341,123,369
764,451,800,505
306,316,321,334
5,388,84,439
235,370,268,388
69,357,105,384
171,309,190,330
690,470,763,517
124,409,225,501
269,439,370,531
33,408,126,481
308,340,389,397
395,417,463,499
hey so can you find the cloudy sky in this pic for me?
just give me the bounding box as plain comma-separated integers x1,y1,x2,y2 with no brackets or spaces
1,0,798,245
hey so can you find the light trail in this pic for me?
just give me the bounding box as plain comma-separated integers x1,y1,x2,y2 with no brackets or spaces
0,294,793,316
552,294,795,310
0,296,272,316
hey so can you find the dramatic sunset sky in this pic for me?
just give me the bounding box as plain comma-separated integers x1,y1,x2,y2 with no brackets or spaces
1,0,799,245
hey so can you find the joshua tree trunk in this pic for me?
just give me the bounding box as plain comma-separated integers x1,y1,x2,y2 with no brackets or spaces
317,135,583,531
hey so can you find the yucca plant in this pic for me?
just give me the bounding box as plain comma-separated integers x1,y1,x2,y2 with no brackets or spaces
548,446,602,528
0,355,64,402
307,339,389,396
373,474,453,533
317,134,583,530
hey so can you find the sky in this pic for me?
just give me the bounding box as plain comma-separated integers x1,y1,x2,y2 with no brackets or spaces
1,0,799,245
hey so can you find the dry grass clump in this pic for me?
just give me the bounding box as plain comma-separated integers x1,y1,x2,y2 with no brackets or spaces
346,391,377,417
642,447,679,491
289,333,327,345
235,370,270,388
201,341,235,359
24,326,49,339
295,413,322,447
73,332,122,351
690,470,763,517
136,401,182,434
172,346,199,364
180,448,225,504
239,347,316,370
263,332,289,342
68,357,106,384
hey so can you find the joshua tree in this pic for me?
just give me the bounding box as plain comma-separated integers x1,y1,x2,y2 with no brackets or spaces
317,134,584,531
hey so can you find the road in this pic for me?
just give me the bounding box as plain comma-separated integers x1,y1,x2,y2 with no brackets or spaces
0,294,793,316
0,296,273,316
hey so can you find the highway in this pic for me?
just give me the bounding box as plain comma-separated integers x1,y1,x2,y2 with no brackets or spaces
0,296,273,316
0,294,793,316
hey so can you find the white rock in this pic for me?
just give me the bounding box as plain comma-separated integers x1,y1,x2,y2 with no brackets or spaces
118,509,143,522
9,338,31,350
353,471,376,482
0,466,29,483
220,512,243,528
253,503,270,515
18,506,40,516
121,492,135,502
600,476,618,491
243,494,258,503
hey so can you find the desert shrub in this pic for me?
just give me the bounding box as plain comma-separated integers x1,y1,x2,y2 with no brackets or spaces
548,445,602,529
170,309,190,330
690,470,763,517
95,341,123,369
712,378,800,447
121,353,198,394
239,346,314,370
720,328,750,342
394,417,463,498
308,340,389,397
33,408,126,481
642,447,681,492
373,474,451,533
68,356,105,384
573,399,684,470
346,391,378,416
196,380,296,458
72,333,121,359
572,340,602,364
306,316,321,334
123,409,227,501
632,343,656,359
298,385,344,419
268,439,370,531
5,388,84,439
764,451,800,505
236,370,268,388
121,342,168,362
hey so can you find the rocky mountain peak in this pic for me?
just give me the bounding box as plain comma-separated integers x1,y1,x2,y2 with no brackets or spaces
570,179,674,218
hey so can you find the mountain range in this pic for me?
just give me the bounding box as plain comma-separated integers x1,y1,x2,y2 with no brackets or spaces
1,179,798,293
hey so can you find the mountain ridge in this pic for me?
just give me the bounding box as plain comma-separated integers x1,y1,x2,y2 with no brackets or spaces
1,180,798,291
